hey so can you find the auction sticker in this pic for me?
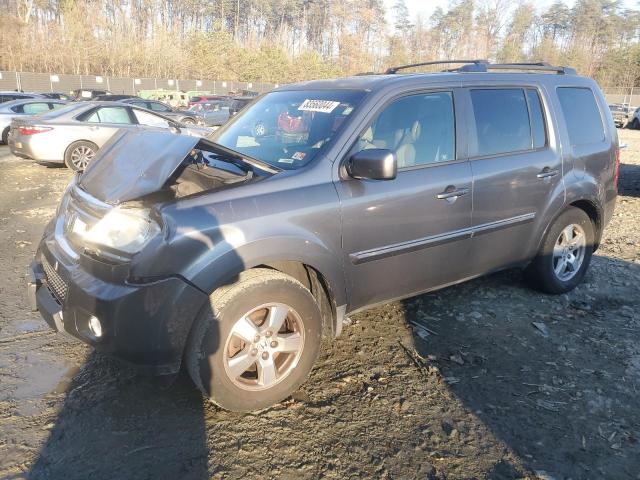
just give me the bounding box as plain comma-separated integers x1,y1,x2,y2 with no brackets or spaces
299,99,340,113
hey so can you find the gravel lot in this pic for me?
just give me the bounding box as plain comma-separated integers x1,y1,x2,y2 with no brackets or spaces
0,130,639,480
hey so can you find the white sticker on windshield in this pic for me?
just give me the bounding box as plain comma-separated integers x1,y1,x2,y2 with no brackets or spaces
298,99,340,113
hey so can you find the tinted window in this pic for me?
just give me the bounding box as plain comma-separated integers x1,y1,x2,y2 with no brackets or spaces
22,102,51,114
85,107,132,124
527,89,546,149
149,101,171,112
470,89,531,156
557,88,604,145
133,109,170,128
352,92,455,168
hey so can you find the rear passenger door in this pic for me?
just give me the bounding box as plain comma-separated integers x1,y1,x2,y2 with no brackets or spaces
464,86,563,273
336,89,473,311
81,106,137,145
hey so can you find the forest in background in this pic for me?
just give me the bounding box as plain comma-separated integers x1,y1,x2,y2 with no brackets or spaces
0,0,639,88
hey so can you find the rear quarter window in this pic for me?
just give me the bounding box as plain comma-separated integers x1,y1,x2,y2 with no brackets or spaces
557,87,605,146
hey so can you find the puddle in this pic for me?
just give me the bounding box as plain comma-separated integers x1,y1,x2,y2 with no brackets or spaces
0,350,77,416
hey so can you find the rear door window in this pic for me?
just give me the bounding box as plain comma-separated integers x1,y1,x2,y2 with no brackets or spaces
149,101,172,112
85,106,132,124
470,88,531,156
557,87,604,145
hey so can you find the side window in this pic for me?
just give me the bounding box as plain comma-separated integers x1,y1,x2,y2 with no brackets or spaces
352,91,455,169
22,102,51,114
470,88,531,156
85,107,132,124
526,89,547,149
149,102,171,112
557,87,604,146
133,109,170,128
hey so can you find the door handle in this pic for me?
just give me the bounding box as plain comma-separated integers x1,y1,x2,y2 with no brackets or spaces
537,167,559,179
436,186,469,200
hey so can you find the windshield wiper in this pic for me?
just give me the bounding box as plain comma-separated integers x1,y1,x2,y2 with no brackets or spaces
199,139,282,174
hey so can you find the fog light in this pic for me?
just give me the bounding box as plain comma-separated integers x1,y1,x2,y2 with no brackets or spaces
88,315,103,338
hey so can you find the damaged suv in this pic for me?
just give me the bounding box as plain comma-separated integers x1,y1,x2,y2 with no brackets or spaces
28,61,618,411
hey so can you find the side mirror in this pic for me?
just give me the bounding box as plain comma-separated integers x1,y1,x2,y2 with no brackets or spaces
347,149,397,180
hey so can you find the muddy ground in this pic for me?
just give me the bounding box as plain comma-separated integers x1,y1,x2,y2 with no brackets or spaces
0,130,639,480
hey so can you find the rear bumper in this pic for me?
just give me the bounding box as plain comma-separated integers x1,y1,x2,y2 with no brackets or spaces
28,240,208,375
9,133,64,163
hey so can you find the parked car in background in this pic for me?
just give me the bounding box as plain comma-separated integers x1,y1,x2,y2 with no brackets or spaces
0,91,45,103
8,101,211,170
116,98,205,125
71,89,112,101
39,92,72,101
0,98,67,144
628,106,640,129
189,97,255,127
189,100,232,126
188,94,228,107
26,61,618,412
94,94,140,102
609,104,629,127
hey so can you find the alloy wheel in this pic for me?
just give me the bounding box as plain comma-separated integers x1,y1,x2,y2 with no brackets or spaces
223,302,305,391
70,145,95,170
553,223,586,281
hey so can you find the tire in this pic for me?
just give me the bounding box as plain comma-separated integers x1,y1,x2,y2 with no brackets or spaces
64,140,98,171
182,117,196,125
186,268,322,412
632,118,640,130
1,127,8,145
525,207,594,294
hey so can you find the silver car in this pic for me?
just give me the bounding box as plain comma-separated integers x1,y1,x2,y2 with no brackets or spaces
0,98,67,144
8,101,212,170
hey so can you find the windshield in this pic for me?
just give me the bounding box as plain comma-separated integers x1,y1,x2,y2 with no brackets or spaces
211,89,367,170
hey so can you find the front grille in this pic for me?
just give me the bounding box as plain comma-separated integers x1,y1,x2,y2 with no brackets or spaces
42,256,68,303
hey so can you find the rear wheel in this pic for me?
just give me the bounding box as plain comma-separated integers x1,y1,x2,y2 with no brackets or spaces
64,141,98,171
182,117,196,125
632,118,640,130
1,127,8,145
525,207,594,294
186,269,322,412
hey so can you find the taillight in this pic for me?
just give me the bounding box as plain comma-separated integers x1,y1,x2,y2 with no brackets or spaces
614,145,620,188
19,126,52,135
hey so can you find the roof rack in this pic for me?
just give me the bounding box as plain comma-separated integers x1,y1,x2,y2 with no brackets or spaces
484,62,577,75
386,60,576,75
385,60,488,74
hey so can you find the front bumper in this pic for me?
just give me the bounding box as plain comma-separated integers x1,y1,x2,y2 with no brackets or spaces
27,239,208,375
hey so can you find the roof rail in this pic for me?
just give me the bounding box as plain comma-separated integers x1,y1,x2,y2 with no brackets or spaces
485,62,577,75
385,60,576,75
385,59,488,74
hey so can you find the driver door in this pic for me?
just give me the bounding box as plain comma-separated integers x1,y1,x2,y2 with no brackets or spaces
335,90,473,311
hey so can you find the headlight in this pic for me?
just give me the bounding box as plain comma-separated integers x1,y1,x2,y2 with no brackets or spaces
81,207,160,254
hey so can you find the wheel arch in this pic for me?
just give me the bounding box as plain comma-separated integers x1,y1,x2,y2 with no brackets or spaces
187,237,347,339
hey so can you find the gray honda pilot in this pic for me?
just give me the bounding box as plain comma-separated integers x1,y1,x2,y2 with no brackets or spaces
27,61,618,411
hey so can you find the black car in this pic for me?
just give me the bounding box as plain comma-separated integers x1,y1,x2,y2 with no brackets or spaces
116,97,205,125
94,94,140,102
71,89,112,101
0,91,44,103
39,92,72,101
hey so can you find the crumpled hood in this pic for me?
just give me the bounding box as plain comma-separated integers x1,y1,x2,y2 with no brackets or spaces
78,129,200,204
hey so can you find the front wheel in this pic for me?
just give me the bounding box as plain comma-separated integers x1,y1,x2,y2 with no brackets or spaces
186,269,322,412
525,207,594,294
1,127,8,145
632,118,640,130
182,117,196,125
